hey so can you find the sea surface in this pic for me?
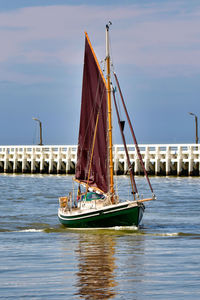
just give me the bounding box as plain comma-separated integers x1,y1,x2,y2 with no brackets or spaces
0,174,200,299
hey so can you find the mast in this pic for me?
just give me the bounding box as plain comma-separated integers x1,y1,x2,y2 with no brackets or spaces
106,22,114,201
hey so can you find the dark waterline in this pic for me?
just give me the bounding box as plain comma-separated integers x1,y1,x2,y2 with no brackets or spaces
0,174,200,299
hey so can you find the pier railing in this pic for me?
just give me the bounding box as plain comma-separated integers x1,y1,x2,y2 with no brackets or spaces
0,144,199,176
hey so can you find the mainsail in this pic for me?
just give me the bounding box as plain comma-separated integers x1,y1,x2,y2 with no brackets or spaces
75,33,108,193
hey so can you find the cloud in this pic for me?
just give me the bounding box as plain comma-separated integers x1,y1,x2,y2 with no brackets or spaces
0,1,200,83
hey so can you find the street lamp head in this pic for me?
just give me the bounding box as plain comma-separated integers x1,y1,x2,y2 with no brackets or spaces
189,112,198,118
32,117,39,121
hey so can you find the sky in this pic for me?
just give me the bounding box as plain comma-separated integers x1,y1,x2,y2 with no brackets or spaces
0,0,200,145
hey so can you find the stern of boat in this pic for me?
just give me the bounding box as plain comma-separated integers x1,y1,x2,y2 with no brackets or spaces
138,203,145,225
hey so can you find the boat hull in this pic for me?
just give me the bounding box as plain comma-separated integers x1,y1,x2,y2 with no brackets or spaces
58,202,145,228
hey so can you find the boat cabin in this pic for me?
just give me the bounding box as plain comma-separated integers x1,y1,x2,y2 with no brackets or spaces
80,192,105,201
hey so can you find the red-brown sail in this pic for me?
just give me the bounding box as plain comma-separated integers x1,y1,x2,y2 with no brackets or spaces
75,33,108,193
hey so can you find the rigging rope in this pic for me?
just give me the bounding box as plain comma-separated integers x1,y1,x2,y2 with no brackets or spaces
112,85,138,199
113,72,154,195
86,110,100,193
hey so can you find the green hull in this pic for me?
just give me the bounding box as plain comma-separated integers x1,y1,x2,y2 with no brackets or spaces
58,202,145,228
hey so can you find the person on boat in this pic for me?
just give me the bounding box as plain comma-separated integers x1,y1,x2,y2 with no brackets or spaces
77,185,81,201
74,185,81,208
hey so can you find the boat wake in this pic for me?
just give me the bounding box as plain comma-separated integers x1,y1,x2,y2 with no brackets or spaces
154,232,179,237
1,227,200,238
14,229,44,233
69,225,138,231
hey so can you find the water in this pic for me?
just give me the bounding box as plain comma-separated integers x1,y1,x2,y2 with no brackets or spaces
0,174,200,299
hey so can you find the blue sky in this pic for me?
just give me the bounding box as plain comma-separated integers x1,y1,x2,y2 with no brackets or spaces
0,0,200,145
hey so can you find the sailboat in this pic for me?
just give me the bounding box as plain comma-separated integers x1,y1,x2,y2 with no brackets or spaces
58,23,155,228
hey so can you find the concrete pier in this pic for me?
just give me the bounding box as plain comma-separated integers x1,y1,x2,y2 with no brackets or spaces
0,144,199,176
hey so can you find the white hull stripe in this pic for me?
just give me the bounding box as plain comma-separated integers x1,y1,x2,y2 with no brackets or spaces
58,212,100,221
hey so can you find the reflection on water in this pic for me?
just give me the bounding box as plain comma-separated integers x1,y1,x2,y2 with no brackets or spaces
115,234,146,299
75,234,117,299
1,175,200,299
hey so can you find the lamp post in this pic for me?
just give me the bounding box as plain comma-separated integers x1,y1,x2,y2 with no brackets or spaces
189,112,198,144
32,117,43,145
